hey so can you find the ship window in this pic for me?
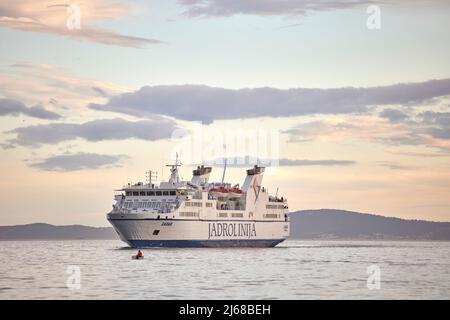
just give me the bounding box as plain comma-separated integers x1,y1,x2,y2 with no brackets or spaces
147,191,155,196
140,191,145,196
162,191,169,196
170,191,176,196
187,202,201,207
155,191,162,196
179,212,199,217
126,191,131,196
153,230,160,235
206,203,212,207
218,212,227,218
132,191,139,196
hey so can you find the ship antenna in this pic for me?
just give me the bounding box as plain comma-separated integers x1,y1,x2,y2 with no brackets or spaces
276,187,279,199
176,152,181,167
146,170,158,187
171,152,182,169
221,145,227,184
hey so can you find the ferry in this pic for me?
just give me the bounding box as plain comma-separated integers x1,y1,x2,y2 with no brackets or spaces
107,156,290,247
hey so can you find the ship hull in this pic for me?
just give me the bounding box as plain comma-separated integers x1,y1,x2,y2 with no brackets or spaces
108,215,289,248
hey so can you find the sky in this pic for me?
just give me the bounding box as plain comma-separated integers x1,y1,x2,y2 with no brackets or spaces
0,0,450,226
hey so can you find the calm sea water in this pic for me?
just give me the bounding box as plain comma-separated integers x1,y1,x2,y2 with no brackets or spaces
0,240,449,299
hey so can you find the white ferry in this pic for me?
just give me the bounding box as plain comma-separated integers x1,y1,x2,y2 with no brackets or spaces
107,157,290,247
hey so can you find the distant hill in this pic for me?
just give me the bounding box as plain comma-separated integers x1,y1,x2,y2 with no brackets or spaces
1,210,449,240
0,223,117,240
289,209,450,240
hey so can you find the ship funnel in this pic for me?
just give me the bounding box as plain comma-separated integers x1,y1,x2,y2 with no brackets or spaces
191,165,212,185
242,165,265,194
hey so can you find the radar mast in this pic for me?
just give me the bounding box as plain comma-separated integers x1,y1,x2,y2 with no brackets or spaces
166,152,182,184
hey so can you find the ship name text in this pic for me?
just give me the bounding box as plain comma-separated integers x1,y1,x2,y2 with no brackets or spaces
208,222,257,239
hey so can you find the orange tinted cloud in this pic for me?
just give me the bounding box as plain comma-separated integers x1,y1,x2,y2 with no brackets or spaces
0,0,163,47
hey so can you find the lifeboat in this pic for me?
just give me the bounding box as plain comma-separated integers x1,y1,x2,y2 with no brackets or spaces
228,188,242,198
209,188,228,200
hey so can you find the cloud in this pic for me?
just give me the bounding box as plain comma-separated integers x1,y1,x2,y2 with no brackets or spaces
178,0,447,18
0,0,163,47
201,156,356,167
387,150,450,158
89,79,450,123
379,108,409,123
0,63,126,116
5,117,180,147
91,86,109,97
278,158,356,166
418,111,450,140
0,98,62,119
29,152,128,171
376,161,416,170
178,0,370,18
283,116,420,145
283,114,450,153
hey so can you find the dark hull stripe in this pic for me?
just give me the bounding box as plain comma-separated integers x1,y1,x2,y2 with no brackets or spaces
127,239,285,248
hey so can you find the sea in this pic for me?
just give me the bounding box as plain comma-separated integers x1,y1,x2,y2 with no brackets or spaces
0,240,449,299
